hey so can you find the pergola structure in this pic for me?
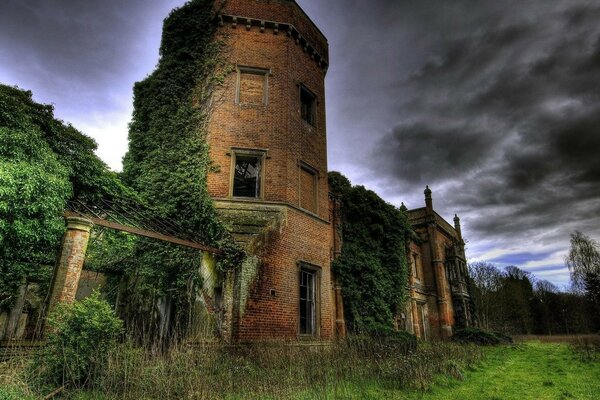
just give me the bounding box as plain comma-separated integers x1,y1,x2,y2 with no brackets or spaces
46,198,221,327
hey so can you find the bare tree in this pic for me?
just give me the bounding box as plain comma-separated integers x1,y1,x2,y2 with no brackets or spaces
566,231,600,331
468,262,503,330
566,231,600,292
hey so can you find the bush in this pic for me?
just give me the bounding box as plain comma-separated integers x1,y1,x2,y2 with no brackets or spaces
451,328,512,346
37,292,123,386
348,329,418,357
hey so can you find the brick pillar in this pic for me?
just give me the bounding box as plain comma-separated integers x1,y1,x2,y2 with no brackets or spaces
334,284,346,339
47,216,94,314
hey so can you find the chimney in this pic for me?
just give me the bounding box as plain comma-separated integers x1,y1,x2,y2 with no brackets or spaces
424,185,433,211
454,214,462,239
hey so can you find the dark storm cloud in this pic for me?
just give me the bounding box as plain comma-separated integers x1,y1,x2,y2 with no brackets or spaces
0,0,182,114
367,0,600,246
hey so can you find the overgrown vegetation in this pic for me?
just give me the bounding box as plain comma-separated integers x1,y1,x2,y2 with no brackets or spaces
0,84,127,311
116,0,242,339
451,327,512,346
33,292,122,387
329,172,412,334
2,339,483,399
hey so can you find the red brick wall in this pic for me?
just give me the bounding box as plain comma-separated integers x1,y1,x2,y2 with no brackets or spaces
233,209,333,341
206,0,333,341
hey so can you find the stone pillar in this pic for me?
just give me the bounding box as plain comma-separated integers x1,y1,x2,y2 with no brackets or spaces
334,284,346,339
47,216,94,315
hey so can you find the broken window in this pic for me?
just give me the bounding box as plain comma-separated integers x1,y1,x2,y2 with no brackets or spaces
299,267,317,335
232,152,263,198
299,164,318,213
236,67,268,105
300,85,316,125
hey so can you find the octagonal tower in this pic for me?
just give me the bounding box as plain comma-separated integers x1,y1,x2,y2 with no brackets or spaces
206,0,339,341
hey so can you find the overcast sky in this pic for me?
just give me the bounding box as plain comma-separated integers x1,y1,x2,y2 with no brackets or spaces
2,0,599,288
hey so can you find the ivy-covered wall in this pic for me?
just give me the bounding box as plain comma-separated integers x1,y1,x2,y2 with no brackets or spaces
329,172,412,334
120,0,242,336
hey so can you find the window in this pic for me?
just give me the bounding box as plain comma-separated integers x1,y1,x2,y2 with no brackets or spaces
299,164,318,213
299,267,318,335
300,85,316,125
413,254,421,281
231,150,264,198
236,67,269,105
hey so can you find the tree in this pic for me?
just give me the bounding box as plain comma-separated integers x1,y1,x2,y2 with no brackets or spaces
0,83,128,312
468,262,503,330
566,231,600,331
0,88,71,310
566,231,600,290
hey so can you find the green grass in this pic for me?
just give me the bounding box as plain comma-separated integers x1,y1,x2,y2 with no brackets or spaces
2,341,598,399
295,342,600,400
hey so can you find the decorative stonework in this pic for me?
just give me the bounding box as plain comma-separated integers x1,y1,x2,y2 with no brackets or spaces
219,14,329,71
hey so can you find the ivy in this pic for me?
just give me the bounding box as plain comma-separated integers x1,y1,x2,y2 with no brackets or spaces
0,83,126,310
120,0,243,334
329,172,412,334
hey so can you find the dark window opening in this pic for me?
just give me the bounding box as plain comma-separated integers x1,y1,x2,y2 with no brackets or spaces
233,154,262,198
299,268,316,335
300,85,316,125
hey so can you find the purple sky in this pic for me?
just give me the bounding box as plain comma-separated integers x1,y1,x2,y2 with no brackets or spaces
2,0,600,288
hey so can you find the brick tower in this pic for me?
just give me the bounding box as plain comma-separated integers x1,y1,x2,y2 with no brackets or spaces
206,0,340,341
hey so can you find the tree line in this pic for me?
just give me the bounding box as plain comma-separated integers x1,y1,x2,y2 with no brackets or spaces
470,232,600,335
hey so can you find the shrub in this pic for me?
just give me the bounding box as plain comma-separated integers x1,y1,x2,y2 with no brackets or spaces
451,327,512,345
37,292,123,386
348,329,418,358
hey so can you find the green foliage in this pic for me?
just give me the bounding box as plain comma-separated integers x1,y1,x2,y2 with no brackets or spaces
38,292,123,386
0,87,71,309
0,83,131,310
0,387,35,400
348,330,418,358
329,171,412,333
120,0,242,334
451,327,512,345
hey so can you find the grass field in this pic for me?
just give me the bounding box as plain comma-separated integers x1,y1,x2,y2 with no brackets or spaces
295,341,600,400
1,340,598,399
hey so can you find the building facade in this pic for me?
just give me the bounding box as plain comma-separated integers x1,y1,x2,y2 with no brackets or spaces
205,0,342,342
401,187,476,339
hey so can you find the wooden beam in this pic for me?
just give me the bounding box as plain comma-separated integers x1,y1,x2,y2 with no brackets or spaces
63,212,221,254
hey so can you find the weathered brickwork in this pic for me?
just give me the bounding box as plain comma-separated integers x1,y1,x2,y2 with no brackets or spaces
404,187,475,340
47,217,94,314
206,0,337,341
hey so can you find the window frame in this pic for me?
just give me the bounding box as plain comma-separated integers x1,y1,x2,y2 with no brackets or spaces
298,161,319,214
299,84,317,126
298,262,321,338
229,148,267,199
236,66,270,106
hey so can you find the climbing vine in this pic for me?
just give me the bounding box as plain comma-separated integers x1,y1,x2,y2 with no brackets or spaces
329,172,412,334
120,0,243,334
0,84,128,310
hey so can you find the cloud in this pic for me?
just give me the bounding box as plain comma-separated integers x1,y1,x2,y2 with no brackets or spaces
354,0,600,284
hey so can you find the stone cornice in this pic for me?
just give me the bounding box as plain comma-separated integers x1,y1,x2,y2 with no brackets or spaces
219,14,329,72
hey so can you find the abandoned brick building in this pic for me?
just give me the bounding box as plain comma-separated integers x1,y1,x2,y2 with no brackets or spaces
0,0,475,343
402,187,476,340
201,0,475,341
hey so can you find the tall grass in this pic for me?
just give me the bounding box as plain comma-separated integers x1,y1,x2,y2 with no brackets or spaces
64,338,482,399
2,337,484,399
